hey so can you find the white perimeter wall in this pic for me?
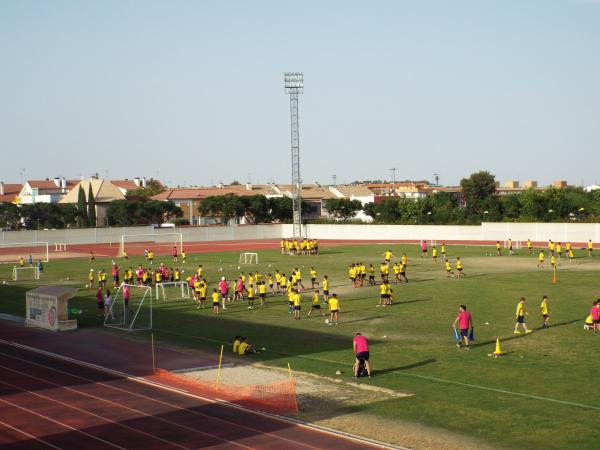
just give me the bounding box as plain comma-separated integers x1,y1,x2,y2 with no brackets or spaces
1,222,600,246
285,223,600,243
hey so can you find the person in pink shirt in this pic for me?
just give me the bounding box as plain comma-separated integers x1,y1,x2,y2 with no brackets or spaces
171,246,178,262
219,277,229,309
453,305,473,349
591,300,600,332
421,240,428,258
111,263,120,288
352,333,371,378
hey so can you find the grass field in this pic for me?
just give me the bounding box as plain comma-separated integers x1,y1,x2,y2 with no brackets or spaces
1,243,599,449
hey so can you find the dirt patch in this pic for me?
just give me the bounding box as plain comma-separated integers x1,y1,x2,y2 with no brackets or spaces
180,362,499,450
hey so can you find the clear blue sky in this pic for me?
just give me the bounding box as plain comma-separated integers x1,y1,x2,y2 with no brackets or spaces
1,1,599,187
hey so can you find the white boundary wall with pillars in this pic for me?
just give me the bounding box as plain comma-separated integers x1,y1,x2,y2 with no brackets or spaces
2,223,600,246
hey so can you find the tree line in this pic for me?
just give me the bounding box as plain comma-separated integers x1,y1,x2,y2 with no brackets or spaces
2,171,599,229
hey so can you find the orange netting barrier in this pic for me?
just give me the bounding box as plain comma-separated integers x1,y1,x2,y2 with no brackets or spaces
152,368,298,414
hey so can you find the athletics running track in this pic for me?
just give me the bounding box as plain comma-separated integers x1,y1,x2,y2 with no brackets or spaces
0,320,398,450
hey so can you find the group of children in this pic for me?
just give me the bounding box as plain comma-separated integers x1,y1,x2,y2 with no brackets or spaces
280,238,319,255
87,263,182,289
18,254,44,273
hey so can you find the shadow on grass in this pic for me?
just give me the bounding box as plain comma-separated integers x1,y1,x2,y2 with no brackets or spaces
470,319,578,348
340,315,386,325
375,358,436,375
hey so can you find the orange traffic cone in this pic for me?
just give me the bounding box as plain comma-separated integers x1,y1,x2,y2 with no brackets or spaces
491,338,504,357
552,267,557,284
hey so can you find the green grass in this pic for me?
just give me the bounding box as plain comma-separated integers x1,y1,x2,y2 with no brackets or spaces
1,244,599,449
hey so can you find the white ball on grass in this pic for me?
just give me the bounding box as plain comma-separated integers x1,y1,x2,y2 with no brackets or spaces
237,266,241,270
335,370,341,375
325,318,330,324
261,347,267,351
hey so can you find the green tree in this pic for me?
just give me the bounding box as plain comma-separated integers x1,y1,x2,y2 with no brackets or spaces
324,198,363,221
0,203,21,229
244,195,271,224
130,179,166,198
140,200,182,224
460,171,497,216
107,200,142,226
87,185,97,227
268,196,294,222
77,185,88,227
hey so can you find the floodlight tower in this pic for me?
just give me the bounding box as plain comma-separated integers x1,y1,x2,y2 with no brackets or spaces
284,72,304,238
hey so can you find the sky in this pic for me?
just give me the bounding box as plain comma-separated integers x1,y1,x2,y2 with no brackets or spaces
1,0,599,188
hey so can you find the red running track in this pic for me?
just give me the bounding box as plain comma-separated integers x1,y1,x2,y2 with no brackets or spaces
0,338,393,449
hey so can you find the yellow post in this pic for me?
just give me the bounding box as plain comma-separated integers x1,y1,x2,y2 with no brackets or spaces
215,345,224,389
151,332,156,374
552,266,557,284
287,362,293,380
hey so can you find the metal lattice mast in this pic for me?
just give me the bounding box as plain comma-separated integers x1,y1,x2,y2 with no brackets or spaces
284,72,304,238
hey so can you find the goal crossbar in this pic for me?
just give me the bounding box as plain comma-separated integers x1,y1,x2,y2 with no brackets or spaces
155,281,191,300
12,266,40,281
239,252,258,265
117,232,183,258
1,242,49,262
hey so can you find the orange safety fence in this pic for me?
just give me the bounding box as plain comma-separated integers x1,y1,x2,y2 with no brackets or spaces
152,368,298,414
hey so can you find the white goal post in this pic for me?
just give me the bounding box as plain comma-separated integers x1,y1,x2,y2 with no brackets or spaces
0,242,49,262
504,240,523,249
239,252,258,265
13,266,40,281
104,283,153,331
117,232,183,258
155,281,191,300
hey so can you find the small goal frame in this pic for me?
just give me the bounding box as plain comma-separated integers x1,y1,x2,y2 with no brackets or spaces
104,283,153,331
12,266,40,281
239,252,258,265
504,240,523,249
117,232,183,258
155,281,191,300
1,242,49,262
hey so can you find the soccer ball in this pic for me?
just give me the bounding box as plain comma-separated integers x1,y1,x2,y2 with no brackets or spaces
325,319,330,324
237,266,241,270
66,277,70,281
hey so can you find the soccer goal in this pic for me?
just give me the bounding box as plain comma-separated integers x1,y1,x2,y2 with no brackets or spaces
0,242,49,263
504,240,523,249
239,252,258,265
117,232,183,258
155,281,191,301
104,283,153,331
12,266,40,281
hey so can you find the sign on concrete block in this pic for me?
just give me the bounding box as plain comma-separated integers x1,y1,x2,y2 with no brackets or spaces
25,285,78,331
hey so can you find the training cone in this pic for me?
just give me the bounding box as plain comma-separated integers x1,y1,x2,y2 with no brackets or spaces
490,338,504,357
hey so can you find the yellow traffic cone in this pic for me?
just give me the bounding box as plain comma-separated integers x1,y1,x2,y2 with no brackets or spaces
492,338,504,357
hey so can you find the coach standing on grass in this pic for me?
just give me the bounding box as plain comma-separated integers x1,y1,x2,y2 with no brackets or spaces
353,333,372,378
453,305,473,349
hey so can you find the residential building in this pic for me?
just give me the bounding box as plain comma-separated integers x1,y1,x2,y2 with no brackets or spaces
59,178,126,226
0,182,22,204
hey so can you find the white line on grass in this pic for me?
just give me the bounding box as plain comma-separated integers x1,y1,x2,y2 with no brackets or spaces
153,329,600,412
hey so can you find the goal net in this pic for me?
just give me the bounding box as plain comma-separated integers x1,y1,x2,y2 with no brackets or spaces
104,283,153,331
0,242,49,263
239,252,258,265
117,232,183,258
155,281,191,301
504,240,523,249
12,266,40,281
